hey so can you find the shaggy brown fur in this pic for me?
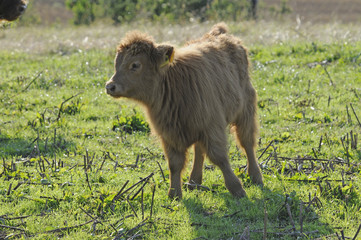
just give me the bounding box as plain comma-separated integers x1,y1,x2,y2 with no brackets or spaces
0,0,27,21
106,23,263,199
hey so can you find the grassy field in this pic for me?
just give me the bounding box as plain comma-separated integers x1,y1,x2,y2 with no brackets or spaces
1,21,361,239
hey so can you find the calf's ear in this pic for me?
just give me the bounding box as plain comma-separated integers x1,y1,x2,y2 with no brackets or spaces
156,45,174,68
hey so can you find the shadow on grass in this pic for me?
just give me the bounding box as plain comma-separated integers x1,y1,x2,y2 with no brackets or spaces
0,132,76,158
182,185,334,239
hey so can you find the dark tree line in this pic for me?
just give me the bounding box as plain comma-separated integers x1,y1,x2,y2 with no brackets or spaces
65,0,258,25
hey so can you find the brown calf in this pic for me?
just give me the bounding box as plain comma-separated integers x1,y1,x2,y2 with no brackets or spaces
106,23,263,199
0,0,27,21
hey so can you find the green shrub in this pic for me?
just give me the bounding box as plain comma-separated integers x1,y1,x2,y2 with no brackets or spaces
112,112,150,134
65,0,282,25
65,0,97,25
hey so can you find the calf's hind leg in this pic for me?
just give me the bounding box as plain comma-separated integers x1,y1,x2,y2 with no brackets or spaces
203,133,246,198
235,109,263,185
189,143,206,187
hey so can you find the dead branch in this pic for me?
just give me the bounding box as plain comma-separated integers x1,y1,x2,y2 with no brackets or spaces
285,203,296,233
240,226,250,240
113,173,154,202
299,202,304,234
41,219,95,234
350,103,361,129
156,161,166,182
184,183,215,193
258,140,274,161
251,229,319,236
352,222,361,240
0,224,26,232
222,210,241,218
112,180,130,203
80,207,117,232
150,184,156,219
56,92,83,121
23,71,43,92
113,219,150,240
322,65,334,87
263,203,268,240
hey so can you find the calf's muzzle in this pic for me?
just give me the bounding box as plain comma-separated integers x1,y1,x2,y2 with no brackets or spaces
105,82,116,94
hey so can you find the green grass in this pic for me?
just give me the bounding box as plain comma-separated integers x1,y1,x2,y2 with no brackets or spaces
0,24,361,239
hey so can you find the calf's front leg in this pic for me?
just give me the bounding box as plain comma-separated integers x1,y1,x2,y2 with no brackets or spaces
163,142,187,199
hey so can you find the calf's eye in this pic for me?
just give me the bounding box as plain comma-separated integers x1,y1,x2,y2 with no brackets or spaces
130,61,142,71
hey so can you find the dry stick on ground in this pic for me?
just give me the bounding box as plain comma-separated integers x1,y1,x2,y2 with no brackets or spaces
314,233,343,240
184,183,215,193
258,140,274,161
112,180,130,204
306,192,322,210
67,163,78,172
350,130,358,149
285,203,296,233
130,178,150,200
350,103,361,129
56,92,83,121
347,105,352,124
341,230,346,240
251,229,319,237
112,174,154,218
312,148,318,158
299,202,304,234
150,184,156,219
240,226,250,240
352,222,361,240
114,219,150,240
322,65,334,87
222,210,241,218
6,183,12,196
79,207,118,232
84,150,95,171
1,158,6,176
126,197,138,218
84,169,92,191
53,128,57,149
36,130,44,173
156,161,166,182
278,156,346,164
1,213,46,221
113,173,154,201
8,71,44,99
340,135,350,167
318,135,323,152
141,188,144,220
97,154,107,173
263,202,268,240
23,71,43,92
0,224,26,232
40,219,95,234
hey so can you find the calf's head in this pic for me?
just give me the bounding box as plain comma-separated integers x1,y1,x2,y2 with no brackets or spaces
106,31,174,100
0,0,27,21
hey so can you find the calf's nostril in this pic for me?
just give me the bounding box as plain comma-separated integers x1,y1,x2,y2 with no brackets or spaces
18,4,27,13
106,84,116,92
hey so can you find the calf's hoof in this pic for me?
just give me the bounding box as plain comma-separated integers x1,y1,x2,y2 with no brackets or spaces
168,188,182,200
248,168,264,186
225,179,247,198
250,173,264,186
230,188,247,198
